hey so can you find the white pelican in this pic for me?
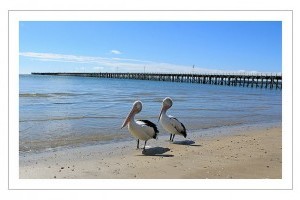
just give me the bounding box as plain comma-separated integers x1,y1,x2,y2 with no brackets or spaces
158,97,187,142
121,101,159,150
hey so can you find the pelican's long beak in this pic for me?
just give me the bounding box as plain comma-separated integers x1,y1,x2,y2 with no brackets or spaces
121,108,135,129
158,106,164,122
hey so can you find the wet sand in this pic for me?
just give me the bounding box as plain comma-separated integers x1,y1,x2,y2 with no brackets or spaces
19,126,281,179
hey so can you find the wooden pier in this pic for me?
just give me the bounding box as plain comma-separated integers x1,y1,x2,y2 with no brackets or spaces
31,72,282,89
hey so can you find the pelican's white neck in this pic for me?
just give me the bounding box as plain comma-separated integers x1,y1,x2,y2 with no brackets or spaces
160,109,167,120
131,114,136,121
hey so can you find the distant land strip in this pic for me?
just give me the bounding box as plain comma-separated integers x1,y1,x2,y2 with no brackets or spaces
31,72,282,89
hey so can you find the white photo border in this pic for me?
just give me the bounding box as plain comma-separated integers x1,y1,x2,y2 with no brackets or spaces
8,10,292,190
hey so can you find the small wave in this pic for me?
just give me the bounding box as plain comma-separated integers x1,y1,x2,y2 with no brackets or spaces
53,102,74,105
20,93,52,98
19,133,129,153
193,121,245,130
185,108,243,112
51,92,77,96
134,92,156,96
19,92,93,98
19,115,117,122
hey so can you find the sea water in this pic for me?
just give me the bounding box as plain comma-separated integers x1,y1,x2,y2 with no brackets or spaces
19,74,282,153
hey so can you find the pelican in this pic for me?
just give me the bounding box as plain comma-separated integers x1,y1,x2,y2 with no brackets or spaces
121,101,159,150
158,97,187,142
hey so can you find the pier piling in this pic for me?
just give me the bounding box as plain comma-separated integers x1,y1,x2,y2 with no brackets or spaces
31,72,282,90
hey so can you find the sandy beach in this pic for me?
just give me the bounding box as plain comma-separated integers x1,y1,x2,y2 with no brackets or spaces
19,125,281,179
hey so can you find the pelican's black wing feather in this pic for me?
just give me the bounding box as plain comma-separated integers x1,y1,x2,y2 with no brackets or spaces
171,117,187,138
137,120,159,139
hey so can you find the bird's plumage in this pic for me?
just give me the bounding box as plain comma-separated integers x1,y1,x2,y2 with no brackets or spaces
159,97,187,141
137,120,159,139
159,113,187,138
122,101,159,149
170,117,187,137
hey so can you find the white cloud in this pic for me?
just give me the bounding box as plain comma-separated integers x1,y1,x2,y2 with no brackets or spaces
110,50,122,55
19,52,277,75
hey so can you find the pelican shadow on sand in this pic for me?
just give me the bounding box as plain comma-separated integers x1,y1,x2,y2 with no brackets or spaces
172,140,201,147
139,147,174,157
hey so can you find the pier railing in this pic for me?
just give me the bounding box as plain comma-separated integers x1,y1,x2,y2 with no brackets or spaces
31,72,282,89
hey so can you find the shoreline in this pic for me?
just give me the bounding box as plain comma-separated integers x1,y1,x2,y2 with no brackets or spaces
19,123,282,179
19,121,280,156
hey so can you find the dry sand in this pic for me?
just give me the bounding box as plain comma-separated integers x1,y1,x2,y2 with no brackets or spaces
19,126,281,179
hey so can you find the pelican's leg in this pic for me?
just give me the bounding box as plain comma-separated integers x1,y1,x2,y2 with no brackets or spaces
137,139,139,149
169,134,172,141
172,134,175,142
143,141,147,150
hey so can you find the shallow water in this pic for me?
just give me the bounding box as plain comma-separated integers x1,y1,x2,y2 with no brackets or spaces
19,74,282,153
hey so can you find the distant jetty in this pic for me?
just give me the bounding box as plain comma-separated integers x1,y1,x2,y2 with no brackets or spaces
31,72,282,89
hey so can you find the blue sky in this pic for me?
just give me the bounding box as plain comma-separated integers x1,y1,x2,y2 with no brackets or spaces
19,21,282,74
